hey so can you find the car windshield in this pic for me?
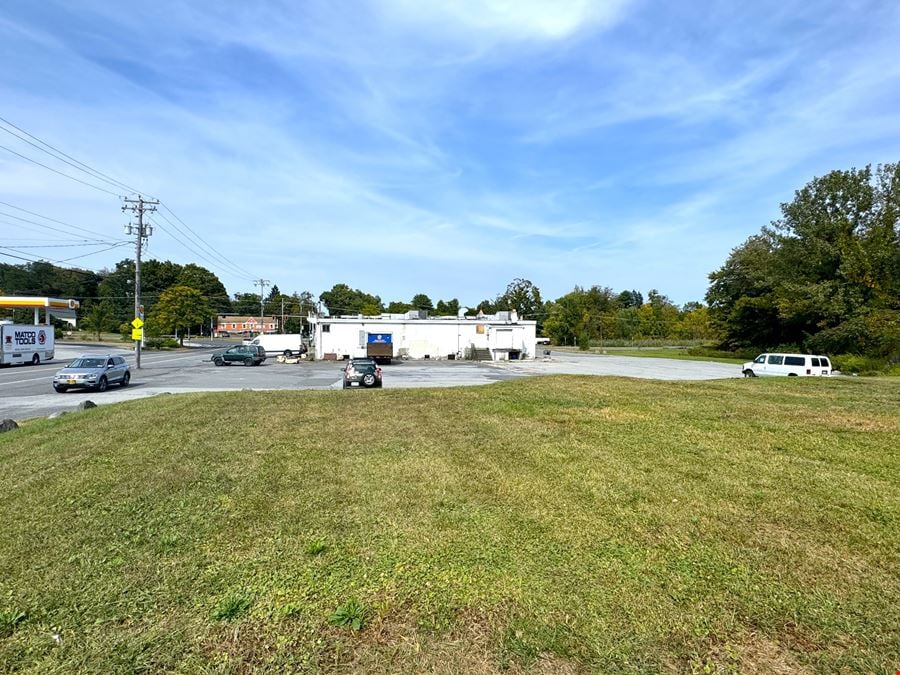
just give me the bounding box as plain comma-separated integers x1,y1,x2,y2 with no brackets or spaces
69,358,106,368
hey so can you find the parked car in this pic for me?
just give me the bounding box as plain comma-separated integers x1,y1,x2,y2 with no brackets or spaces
218,330,230,337
52,354,130,392
211,344,267,366
342,358,383,388
742,353,833,377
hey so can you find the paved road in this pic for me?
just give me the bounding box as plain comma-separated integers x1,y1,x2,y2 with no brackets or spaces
0,346,740,421
496,350,741,380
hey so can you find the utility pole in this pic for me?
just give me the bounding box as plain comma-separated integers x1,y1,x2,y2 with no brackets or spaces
254,278,270,336
122,195,158,369
280,297,285,334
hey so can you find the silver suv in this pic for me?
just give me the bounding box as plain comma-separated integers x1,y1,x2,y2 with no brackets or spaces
53,355,131,393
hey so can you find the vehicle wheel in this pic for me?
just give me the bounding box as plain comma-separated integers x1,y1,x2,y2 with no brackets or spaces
31,354,40,365
53,384,67,393
362,373,376,387
244,358,253,366
743,369,755,378
214,357,224,366
97,376,108,392
283,349,293,357
121,371,130,387
788,373,798,377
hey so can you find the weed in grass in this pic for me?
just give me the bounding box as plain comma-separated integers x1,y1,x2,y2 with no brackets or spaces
304,538,327,555
276,603,304,620
212,594,252,622
0,610,25,637
329,598,366,631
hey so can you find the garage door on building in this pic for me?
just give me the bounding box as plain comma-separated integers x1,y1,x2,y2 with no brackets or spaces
495,329,514,349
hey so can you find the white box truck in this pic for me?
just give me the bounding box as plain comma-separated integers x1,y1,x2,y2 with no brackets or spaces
243,333,307,357
0,321,55,366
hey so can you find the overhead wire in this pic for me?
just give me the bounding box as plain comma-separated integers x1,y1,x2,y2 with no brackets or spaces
0,249,108,277
0,207,127,242
0,142,123,197
0,242,130,263
0,118,139,195
149,215,257,283
154,204,258,281
0,116,262,285
0,242,122,248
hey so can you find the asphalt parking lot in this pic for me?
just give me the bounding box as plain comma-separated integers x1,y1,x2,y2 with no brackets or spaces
0,344,741,421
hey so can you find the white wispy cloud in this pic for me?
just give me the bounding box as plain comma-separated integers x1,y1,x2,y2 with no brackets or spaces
1,0,898,306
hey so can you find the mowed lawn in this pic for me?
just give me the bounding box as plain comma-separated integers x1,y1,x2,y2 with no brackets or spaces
0,376,898,673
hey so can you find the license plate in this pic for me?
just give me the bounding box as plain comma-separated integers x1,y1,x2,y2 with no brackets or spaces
67,380,77,384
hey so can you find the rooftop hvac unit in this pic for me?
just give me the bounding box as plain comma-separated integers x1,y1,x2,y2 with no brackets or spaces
496,311,511,321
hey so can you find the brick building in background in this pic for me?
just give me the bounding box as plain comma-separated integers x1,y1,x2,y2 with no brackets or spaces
215,315,277,336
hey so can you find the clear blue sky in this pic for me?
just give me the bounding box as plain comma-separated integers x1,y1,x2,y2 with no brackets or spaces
1,0,898,306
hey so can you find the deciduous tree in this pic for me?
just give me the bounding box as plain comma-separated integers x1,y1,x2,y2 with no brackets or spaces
152,285,213,346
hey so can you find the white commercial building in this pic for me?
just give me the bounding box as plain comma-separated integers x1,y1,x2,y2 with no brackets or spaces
309,311,537,361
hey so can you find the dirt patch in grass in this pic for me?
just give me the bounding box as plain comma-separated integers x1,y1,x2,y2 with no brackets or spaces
320,606,583,674
819,412,900,433
690,632,814,674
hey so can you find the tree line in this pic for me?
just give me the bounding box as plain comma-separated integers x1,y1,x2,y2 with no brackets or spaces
707,163,899,363
0,259,315,343
315,278,715,346
2,161,896,360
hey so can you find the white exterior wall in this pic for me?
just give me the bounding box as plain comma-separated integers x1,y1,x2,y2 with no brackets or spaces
312,317,537,360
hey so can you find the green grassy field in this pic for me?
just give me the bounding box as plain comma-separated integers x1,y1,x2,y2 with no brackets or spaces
1,377,898,672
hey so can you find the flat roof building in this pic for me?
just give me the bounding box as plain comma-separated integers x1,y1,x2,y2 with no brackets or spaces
309,310,537,361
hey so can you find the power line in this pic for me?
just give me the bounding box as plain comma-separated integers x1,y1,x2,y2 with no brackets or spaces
0,118,262,285
155,204,258,281
0,242,122,248
0,115,144,195
148,216,257,283
0,120,139,195
0,242,130,262
0,142,122,197
0,237,112,243
0,207,124,242
0,249,109,277
0,200,107,232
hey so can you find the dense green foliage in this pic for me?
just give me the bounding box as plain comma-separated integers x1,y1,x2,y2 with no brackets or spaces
707,163,900,362
542,287,715,347
1,377,897,671
151,285,215,345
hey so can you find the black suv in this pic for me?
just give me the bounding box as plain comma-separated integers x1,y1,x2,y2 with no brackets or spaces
211,344,266,366
342,358,383,388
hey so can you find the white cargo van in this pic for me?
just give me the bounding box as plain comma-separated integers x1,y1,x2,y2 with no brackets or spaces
742,353,833,377
244,333,307,357
0,321,55,366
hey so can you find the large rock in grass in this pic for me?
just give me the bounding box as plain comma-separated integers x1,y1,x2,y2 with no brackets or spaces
0,419,19,433
77,401,97,411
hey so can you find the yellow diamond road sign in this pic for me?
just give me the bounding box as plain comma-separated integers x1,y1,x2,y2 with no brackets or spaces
131,317,144,329
131,329,143,341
